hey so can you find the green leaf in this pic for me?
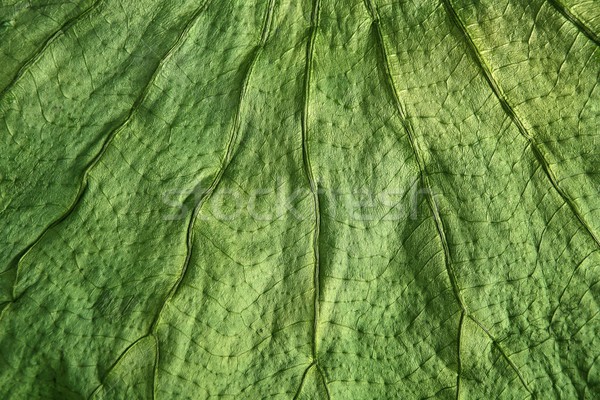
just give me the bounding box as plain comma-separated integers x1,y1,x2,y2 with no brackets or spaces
1,0,599,398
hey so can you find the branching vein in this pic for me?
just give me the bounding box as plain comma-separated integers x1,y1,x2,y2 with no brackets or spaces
443,0,600,251
2,0,217,312
366,0,467,311
0,0,103,101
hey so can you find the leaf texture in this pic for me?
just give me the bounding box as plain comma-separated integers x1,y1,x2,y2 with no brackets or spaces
0,0,599,398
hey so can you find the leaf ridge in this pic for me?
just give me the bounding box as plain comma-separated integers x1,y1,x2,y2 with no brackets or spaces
547,0,600,47
152,331,160,400
1,0,216,311
87,335,152,399
0,0,103,102
469,315,534,396
366,0,467,311
366,4,477,398
456,310,465,400
5,0,217,391
153,0,277,321
302,0,323,364
317,363,331,400
443,0,600,251
136,2,276,395
292,361,316,400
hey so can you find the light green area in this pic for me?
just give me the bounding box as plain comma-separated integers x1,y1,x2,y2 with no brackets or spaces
0,0,598,398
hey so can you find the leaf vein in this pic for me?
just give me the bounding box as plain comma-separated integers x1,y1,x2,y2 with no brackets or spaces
547,0,600,47
303,0,323,364
1,0,216,312
292,361,316,400
145,0,276,394
443,0,600,251
87,335,152,399
469,315,534,396
366,0,467,311
0,0,103,101
456,310,465,400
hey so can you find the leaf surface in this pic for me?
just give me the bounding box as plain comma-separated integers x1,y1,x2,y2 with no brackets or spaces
0,0,599,398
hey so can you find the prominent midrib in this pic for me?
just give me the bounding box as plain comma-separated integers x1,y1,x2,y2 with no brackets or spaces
547,0,600,47
303,0,323,365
